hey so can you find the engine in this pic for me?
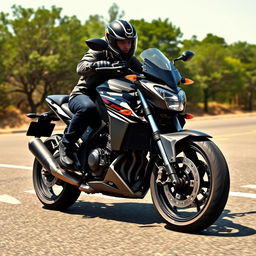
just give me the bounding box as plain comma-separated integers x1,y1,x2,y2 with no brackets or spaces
88,148,111,176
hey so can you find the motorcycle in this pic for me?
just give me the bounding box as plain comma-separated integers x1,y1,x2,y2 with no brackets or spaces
26,38,230,233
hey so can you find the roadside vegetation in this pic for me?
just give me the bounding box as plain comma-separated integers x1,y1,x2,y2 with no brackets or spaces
0,3,256,128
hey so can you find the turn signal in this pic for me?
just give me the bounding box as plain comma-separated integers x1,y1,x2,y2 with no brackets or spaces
125,74,138,82
183,78,194,85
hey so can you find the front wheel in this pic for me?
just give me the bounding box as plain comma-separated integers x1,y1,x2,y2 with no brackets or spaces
33,136,81,210
150,138,230,233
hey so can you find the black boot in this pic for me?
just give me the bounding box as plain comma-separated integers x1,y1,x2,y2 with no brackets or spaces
59,141,82,172
59,141,75,168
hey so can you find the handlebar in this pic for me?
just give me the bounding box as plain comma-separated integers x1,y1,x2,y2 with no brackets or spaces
95,66,126,71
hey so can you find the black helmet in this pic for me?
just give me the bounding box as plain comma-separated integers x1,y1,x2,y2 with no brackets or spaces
105,19,137,60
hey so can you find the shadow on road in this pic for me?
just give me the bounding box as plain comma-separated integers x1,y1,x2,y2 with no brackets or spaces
63,200,162,227
199,209,256,237
61,201,256,236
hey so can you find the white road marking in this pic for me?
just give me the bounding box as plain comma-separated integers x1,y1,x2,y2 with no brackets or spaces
229,192,256,199
24,190,36,194
241,184,256,189
25,189,124,200
0,164,32,170
0,194,21,204
85,193,126,200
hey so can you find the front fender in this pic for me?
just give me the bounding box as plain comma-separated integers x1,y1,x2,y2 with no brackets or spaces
160,129,212,162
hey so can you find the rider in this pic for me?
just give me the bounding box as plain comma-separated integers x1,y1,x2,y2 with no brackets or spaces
59,19,143,169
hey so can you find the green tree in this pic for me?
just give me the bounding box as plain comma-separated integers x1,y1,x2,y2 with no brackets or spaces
182,35,200,50
0,5,84,113
130,18,182,58
1,3,255,116
182,33,248,113
186,42,227,113
84,15,105,39
228,42,256,111
108,2,125,22
219,56,244,105
202,33,227,46
0,13,11,84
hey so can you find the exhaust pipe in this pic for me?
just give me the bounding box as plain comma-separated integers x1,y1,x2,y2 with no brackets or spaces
28,138,81,187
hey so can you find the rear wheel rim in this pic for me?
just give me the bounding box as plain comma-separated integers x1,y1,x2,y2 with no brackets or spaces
33,138,66,203
35,164,66,202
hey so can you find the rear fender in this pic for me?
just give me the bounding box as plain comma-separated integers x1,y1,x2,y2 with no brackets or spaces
160,129,212,162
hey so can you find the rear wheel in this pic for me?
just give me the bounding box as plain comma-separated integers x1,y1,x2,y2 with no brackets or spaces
150,138,230,233
33,136,81,210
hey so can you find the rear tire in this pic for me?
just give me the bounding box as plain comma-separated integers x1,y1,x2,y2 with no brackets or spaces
150,138,230,233
33,136,81,210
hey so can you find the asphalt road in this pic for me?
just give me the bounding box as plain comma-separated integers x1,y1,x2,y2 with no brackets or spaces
0,115,255,256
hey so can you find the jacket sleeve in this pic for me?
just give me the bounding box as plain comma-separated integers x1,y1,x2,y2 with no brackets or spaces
129,56,143,74
76,50,103,77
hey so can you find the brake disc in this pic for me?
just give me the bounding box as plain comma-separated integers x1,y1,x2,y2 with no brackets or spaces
163,157,200,208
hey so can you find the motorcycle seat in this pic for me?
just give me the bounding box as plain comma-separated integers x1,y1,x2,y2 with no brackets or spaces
47,95,69,106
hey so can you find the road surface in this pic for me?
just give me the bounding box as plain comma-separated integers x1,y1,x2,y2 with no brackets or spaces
0,115,255,256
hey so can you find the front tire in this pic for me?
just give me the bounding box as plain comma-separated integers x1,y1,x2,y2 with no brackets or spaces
150,138,230,233
33,136,81,210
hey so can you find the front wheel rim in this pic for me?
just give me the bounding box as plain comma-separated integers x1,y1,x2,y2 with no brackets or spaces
162,157,200,209
154,144,212,222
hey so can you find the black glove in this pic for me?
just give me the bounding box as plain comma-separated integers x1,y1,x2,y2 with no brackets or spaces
91,60,112,69
111,61,128,68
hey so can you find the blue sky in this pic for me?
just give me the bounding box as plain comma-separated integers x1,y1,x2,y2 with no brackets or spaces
1,0,256,44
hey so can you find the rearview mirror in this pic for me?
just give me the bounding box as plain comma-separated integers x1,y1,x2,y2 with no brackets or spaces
181,50,195,61
173,50,195,64
85,38,108,51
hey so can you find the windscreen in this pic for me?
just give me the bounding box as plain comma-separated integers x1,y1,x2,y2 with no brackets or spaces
140,48,182,88
140,48,172,70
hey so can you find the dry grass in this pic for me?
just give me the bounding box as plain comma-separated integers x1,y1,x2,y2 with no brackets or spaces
186,102,245,116
0,106,30,129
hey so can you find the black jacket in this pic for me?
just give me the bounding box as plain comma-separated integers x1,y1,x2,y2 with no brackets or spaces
70,48,143,97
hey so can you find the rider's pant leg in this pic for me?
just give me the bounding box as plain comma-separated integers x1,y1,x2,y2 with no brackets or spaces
61,94,100,146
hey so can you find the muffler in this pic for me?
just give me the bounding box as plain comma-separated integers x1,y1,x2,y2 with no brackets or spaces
28,138,81,187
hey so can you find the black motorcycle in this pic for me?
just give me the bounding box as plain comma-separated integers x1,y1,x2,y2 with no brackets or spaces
26,39,230,233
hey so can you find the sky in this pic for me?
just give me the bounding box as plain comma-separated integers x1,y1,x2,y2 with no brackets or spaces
1,0,256,45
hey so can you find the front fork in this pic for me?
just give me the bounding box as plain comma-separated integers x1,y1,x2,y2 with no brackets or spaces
137,89,181,186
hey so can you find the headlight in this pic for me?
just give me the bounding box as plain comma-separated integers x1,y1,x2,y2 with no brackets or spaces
154,87,186,111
